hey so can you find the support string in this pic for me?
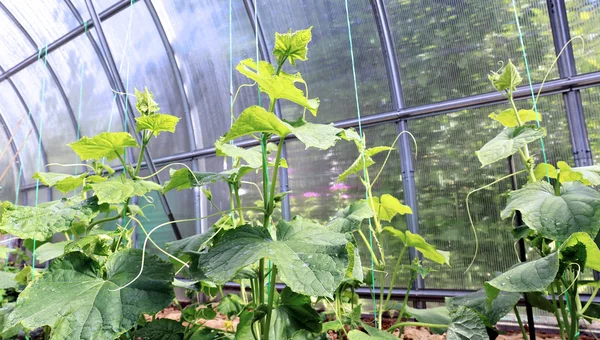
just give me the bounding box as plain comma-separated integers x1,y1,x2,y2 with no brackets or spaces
344,0,378,324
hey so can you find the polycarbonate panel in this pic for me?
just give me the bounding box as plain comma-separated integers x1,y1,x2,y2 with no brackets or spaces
0,122,18,204
385,0,558,107
582,87,600,164
10,62,77,174
154,0,260,149
257,0,392,122
410,93,572,290
0,82,38,179
46,32,126,155
101,3,192,158
286,124,409,289
566,0,600,74
0,10,33,70
2,0,79,47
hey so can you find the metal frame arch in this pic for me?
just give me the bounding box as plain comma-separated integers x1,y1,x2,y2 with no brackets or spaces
0,65,51,201
0,107,27,189
0,3,80,139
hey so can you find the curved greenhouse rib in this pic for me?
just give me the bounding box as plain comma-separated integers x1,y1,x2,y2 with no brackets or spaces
0,3,79,138
0,108,27,188
242,0,291,221
0,65,51,201
84,0,182,240
145,0,201,232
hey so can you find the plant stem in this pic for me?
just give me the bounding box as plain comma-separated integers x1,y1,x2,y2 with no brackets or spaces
386,321,447,333
384,246,407,311
550,283,567,340
268,141,285,215
87,213,121,231
580,287,598,315
134,132,149,177
356,229,381,268
568,278,579,340
396,271,415,335
263,264,278,340
234,183,245,224
513,306,529,340
509,94,536,183
378,270,385,329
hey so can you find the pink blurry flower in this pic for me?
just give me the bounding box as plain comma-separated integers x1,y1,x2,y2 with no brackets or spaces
329,183,350,191
303,191,321,198
341,194,350,199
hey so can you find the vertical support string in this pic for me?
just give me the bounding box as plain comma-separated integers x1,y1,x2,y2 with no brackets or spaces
74,21,88,195
344,0,378,324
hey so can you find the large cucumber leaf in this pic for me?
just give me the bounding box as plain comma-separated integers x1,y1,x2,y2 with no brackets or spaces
476,126,545,167
192,217,348,298
501,181,600,242
6,249,174,340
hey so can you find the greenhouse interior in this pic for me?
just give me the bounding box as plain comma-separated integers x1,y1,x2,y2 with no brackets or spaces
0,0,598,339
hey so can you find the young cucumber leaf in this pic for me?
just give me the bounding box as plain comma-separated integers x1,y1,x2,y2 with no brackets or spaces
90,176,162,204
446,306,488,340
485,252,559,298
191,217,348,298
402,305,450,334
326,201,374,234
488,60,522,93
534,163,558,181
34,241,69,262
383,227,449,265
0,198,100,240
488,108,540,128
68,132,139,161
236,59,319,116
348,325,397,340
6,249,174,340
135,113,180,137
32,172,87,194
162,167,253,193
501,181,600,242
337,146,394,182
476,126,546,167
557,161,600,186
369,194,412,222
268,287,322,340
135,87,160,116
560,232,600,272
273,27,312,66
447,289,519,325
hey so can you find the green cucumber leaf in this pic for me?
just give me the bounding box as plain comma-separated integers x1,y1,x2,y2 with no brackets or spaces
166,228,218,257
224,106,292,141
32,172,87,194
488,109,540,128
383,228,449,265
236,60,319,115
285,117,341,150
488,60,522,92
370,194,412,222
326,201,374,234
348,325,396,340
90,176,161,204
135,113,180,137
446,306,488,340
68,132,139,161
337,146,393,182
192,217,348,298
561,232,600,272
534,163,557,181
476,126,546,167
570,165,600,186
485,252,559,297
447,289,519,325
501,181,600,242
0,272,17,289
6,249,174,340
403,305,450,334
0,198,99,241
35,241,68,262
217,294,244,319
135,319,184,340
273,27,312,66
269,287,322,340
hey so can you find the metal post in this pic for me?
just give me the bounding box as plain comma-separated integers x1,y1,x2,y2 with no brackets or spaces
85,0,182,240
546,0,593,166
508,156,536,339
370,0,425,306
243,0,291,221
145,0,203,234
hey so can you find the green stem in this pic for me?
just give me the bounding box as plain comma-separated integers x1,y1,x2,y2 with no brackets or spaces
263,264,278,340
396,271,415,335
134,132,149,177
387,322,448,333
234,183,245,224
87,214,121,231
509,94,536,183
357,229,381,268
550,283,567,340
268,141,285,215
384,246,407,311
555,173,561,196
568,279,579,340
514,306,529,340
378,270,385,329
580,287,598,315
